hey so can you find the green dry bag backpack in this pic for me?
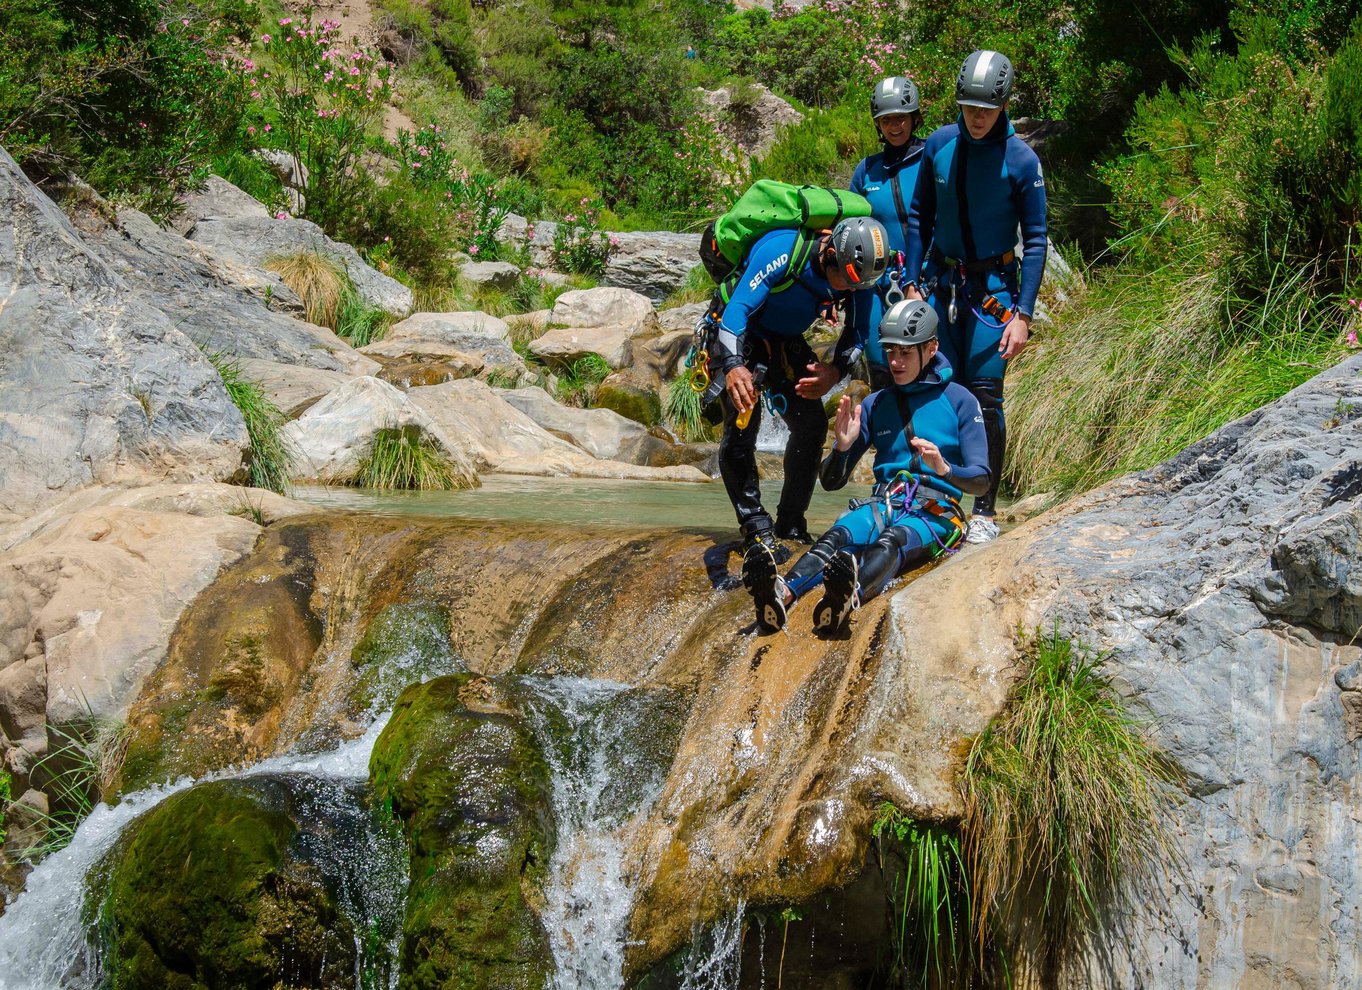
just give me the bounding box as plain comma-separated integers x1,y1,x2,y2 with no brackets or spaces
699,180,872,296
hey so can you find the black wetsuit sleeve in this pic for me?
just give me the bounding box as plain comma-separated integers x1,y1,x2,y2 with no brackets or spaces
819,395,873,491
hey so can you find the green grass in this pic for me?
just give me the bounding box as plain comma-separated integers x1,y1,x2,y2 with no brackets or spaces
1006,256,1349,497
551,354,612,408
872,804,980,988
960,628,1182,974
22,713,129,861
664,372,714,443
207,149,287,214
352,425,459,490
203,349,294,495
336,284,391,347
0,767,10,847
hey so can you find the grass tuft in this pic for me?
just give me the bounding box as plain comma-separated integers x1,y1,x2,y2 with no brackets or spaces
265,249,348,329
203,349,294,495
335,284,391,346
23,712,129,861
352,424,458,491
961,627,1182,972
551,353,612,408
664,372,714,443
659,264,715,309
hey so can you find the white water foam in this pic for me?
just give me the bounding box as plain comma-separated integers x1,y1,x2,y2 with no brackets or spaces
0,713,392,990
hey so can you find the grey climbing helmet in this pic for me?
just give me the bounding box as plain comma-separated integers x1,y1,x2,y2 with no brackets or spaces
871,76,920,119
956,50,1014,109
829,217,890,287
879,299,938,347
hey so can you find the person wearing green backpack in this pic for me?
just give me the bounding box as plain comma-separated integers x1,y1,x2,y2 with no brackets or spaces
708,215,890,564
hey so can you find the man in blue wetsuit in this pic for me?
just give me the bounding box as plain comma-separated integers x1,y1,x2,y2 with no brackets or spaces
904,49,1047,544
742,299,990,634
850,76,927,389
712,216,890,563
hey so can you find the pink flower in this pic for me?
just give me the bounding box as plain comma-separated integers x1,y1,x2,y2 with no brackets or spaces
181,18,189,26
275,211,288,219
247,125,256,135
261,33,271,43
1349,329,1359,347
469,244,480,255
264,124,272,132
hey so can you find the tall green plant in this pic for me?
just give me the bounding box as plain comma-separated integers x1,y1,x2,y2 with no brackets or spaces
24,713,129,861
664,373,713,443
353,425,459,490
0,768,10,847
203,349,295,495
961,628,1182,977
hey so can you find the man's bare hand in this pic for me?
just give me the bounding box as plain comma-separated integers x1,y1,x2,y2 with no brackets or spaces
833,395,861,450
795,361,840,399
726,366,756,412
1000,312,1032,360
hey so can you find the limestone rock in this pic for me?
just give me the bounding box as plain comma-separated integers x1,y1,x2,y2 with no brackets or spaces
631,329,694,381
170,174,271,235
254,149,308,189
495,387,673,464
601,232,703,303
595,368,662,427
550,286,656,329
459,259,521,291
387,310,511,343
72,199,375,374
0,148,249,520
700,82,803,158
658,302,708,333
528,323,643,370
235,359,358,419
407,380,708,482
281,376,478,486
190,216,413,317
361,335,525,382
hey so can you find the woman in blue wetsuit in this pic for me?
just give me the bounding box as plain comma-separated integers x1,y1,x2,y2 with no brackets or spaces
849,76,927,390
742,299,991,634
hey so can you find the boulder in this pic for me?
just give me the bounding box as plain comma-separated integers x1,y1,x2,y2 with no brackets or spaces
93,775,404,989
602,233,703,303
407,380,708,482
495,387,674,464
595,367,663,427
254,149,308,190
551,286,656,329
281,376,479,486
0,149,249,520
190,216,413,317
459,260,521,291
387,310,512,343
71,198,376,374
361,336,525,382
235,358,358,419
369,675,555,990
497,213,556,267
170,174,271,235
528,323,642,370
374,354,485,390
0,483,306,794
631,330,694,381
699,82,803,158
658,302,708,333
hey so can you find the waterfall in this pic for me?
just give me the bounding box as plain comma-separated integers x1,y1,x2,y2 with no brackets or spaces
0,715,397,990
519,677,676,990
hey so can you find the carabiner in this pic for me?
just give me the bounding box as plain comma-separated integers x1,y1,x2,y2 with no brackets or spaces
690,364,710,394
885,269,905,306
764,389,788,417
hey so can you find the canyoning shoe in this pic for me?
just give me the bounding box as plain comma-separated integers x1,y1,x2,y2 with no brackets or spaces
742,541,789,633
775,523,815,546
813,550,860,635
965,515,1000,545
742,528,791,565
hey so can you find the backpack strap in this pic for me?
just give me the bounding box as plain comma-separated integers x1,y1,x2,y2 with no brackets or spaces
770,229,819,295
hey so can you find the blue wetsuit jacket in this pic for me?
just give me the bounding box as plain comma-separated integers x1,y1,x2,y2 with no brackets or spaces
821,352,991,497
850,138,924,258
903,114,1048,317
713,229,863,375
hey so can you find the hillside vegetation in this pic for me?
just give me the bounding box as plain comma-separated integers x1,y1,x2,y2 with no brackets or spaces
2,0,1359,495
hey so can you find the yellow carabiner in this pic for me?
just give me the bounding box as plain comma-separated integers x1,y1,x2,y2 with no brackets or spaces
689,351,711,393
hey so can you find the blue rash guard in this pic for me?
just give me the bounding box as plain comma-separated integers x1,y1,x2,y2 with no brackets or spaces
712,228,863,375
904,113,1048,318
850,139,925,381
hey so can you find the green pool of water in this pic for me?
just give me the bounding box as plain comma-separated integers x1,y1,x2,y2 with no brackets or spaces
294,475,859,535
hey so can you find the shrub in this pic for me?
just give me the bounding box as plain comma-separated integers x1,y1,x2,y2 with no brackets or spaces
353,425,459,490
961,628,1182,974
551,199,614,277
204,350,294,495
663,373,714,443
551,354,612,408
264,249,347,329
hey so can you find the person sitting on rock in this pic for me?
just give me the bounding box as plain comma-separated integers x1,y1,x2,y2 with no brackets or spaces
903,49,1048,545
742,299,990,634
715,216,890,564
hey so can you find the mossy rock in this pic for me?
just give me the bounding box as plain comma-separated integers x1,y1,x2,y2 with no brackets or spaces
90,775,405,989
349,601,464,716
369,675,556,990
595,369,662,427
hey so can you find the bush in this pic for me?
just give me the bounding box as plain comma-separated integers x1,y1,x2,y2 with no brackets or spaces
264,249,348,328
551,199,614,277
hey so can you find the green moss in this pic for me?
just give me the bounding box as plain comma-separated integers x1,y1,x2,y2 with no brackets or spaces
92,779,359,989
349,602,464,715
369,675,555,989
594,375,662,427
